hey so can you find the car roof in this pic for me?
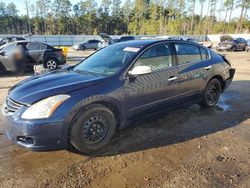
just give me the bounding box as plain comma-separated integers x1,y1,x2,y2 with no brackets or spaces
111,39,203,49
11,40,49,46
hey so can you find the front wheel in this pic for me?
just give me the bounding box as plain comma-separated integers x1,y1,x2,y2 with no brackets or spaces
80,45,86,50
200,79,221,108
70,104,116,154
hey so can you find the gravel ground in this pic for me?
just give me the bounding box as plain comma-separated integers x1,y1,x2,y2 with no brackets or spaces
0,50,249,188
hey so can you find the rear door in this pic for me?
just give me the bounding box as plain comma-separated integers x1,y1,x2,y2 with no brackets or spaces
174,42,211,102
123,43,179,119
26,42,47,64
88,40,99,49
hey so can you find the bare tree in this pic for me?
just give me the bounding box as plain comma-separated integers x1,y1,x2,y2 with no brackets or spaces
24,0,31,34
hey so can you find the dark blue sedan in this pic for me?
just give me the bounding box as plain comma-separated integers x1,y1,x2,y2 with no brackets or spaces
1,40,235,153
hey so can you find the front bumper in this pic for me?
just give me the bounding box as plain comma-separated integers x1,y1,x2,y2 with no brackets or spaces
1,114,68,151
217,45,232,51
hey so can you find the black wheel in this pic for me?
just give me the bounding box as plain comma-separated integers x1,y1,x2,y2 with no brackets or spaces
44,58,58,70
200,79,221,108
81,45,86,50
70,104,116,154
231,46,236,52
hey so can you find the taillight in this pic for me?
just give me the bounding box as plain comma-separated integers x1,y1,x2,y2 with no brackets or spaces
55,50,63,57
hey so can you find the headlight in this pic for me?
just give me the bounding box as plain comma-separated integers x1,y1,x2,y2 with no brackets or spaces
21,95,70,120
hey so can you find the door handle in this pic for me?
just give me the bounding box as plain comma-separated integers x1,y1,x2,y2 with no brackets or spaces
204,65,212,70
168,76,178,81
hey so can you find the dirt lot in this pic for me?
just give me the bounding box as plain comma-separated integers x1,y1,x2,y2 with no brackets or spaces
0,50,250,188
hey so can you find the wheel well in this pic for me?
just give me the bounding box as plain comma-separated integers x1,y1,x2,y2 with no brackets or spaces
67,101,120,144
69,101,120,128
210,75,225,90
94,101,120,126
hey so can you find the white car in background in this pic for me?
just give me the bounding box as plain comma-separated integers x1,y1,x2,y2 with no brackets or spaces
73,39,101,51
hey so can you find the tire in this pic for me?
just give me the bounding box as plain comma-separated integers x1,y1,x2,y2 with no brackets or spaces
200,79,221,108
70,104,116,154
81,45,86,50
231,46,236,52
44,58,58,71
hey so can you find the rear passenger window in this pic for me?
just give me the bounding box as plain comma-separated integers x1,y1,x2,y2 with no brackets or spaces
175,43,201,65
134,44,173,72
199,47,209,60
27,43,47,51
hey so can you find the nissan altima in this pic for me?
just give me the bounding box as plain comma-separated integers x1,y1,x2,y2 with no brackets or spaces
1,40,235,153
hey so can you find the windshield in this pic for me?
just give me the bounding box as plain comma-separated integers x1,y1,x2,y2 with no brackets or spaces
73,44,140,76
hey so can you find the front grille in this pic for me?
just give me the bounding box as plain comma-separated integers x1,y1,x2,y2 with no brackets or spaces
2,97,24,116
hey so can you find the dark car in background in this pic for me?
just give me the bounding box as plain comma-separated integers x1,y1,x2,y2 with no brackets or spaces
217,38,247,51
1,40,235,153
73,39,101,51
99,33,135,46
0,37,26,46
0,41,66,75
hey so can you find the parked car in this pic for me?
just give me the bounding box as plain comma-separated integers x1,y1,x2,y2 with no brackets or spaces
99,33,135,46
73,39,101,51
0,41,66,75
216,38,247,51
0,36,26,46
1,40,235,153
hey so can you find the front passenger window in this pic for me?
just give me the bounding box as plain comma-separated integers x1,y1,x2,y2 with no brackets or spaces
133,44,173,72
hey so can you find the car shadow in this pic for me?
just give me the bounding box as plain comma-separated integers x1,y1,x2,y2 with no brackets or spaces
70,80,249,157
0,70,33,77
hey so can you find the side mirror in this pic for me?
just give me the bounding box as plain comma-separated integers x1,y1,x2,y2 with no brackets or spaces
128,66,152,76
0,51,5,56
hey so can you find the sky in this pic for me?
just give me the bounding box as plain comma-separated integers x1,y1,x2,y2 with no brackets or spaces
2,0,243,21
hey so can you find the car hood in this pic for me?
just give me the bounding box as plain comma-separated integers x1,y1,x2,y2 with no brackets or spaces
9,69,104,104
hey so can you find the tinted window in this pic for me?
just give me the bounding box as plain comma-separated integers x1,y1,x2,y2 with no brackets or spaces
120,36,134,42
1,43,16,54
134,44,172,72
88,40,99,43
27,43,47,51
199,47,209,60
240,38,246,43
175,43,201,65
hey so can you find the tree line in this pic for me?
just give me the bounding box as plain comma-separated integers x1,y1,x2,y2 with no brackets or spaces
0,0,249,36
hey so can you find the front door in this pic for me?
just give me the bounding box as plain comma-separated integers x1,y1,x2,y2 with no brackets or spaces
123,43,179,119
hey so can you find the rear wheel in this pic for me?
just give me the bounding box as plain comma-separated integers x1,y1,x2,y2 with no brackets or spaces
200,79,221,108
70,104,116,154
81,45,86,50
44,58,58,70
